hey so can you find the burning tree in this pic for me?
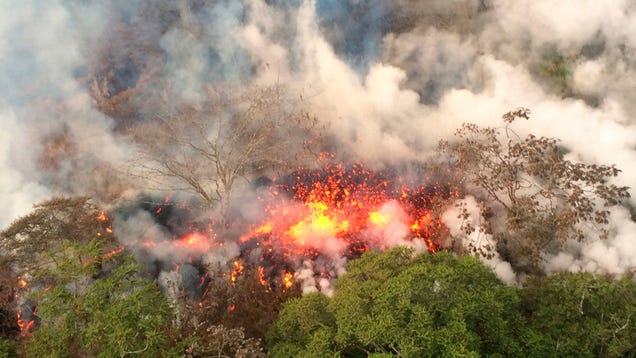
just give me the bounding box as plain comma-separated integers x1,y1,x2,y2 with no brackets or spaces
439,108,630,270
129,85,324,218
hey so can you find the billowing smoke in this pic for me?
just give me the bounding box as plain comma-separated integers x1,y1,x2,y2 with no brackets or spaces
3,0,636,286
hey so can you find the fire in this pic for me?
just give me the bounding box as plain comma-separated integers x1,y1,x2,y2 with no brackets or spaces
243,163,449,256
282,272,293,289
285,201,350,244
175,233,210,251
103,247,124,260
368,211,390,228
116,161,456,295
257,266,268,287
231,162,454,291
230,260,244,285
17,306,38,337
17,276,27,289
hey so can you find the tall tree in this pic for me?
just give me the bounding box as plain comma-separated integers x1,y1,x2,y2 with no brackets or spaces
129,85,324,217
439,108,630,270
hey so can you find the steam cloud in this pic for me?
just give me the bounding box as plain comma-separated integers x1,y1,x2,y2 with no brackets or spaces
4,0,636,284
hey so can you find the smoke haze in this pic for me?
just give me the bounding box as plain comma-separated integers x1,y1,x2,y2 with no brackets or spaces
3,0,636,283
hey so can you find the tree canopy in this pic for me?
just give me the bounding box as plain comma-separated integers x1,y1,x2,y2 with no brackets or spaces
439,108,630,270
268,248,525,357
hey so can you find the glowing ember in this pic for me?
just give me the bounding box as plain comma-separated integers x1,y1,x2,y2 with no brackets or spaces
282,272,293,289
257,266,268,287
103,247,125,260
230,260,244,285
17,276,27,289
17,306,38,337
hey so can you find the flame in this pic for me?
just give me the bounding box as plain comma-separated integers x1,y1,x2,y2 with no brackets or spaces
17,276,27,289
229,162,454,291
175,233,210,251
257,266,268,287
368,211,390,228
230,260,244,285
285,201,349,244
255,222,273,235
98,211,107,222
117,162,455,295
103,247,124,260
241,163,449,258
17,306,37,336
282,272,293,289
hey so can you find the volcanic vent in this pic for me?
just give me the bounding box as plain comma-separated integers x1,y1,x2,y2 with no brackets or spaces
113,161,458,296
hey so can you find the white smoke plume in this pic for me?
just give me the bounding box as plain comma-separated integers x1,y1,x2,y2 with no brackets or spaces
3,0,636,285
442,196,517,285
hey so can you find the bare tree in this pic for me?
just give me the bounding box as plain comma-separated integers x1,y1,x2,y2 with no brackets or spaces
439,108,630,270
129,85,324,217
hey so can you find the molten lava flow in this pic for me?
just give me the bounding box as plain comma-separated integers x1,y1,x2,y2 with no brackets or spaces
117,162,456,295
231,162,454,291
175,233,211,251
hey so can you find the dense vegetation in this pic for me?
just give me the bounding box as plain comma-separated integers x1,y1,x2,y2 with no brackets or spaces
0,112,633,356
268,248,636,357
2,242,635,357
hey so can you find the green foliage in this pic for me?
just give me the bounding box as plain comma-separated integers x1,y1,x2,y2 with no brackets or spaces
0,197,116,280
439,109,630,269
267,248,525,357
531,46,576,97
521,273,636,357
268,248,636,357
267,293,336,357
0,338,17,358
24,251,174,358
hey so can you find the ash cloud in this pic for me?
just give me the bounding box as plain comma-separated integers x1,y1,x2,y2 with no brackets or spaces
3,0,636,283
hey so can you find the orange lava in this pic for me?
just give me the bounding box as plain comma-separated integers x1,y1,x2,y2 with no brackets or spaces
175,233,211,251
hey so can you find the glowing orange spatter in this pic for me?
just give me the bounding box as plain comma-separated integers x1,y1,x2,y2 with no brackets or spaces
242,162,449,259
175,233,211,251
